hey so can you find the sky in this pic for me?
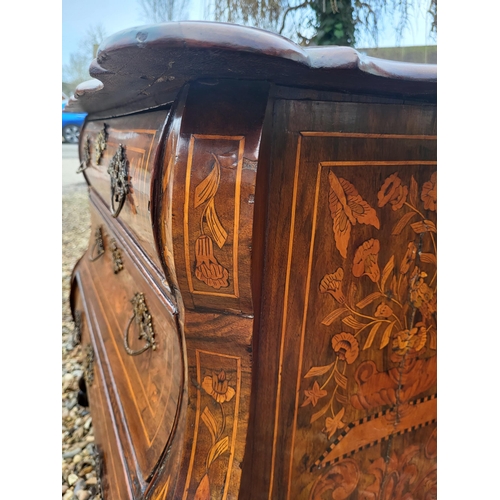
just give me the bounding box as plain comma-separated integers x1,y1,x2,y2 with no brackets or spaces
62,0,435,68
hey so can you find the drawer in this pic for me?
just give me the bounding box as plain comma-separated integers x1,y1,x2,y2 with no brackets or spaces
75,200,184,495
80,109,170,273
72,286,134,500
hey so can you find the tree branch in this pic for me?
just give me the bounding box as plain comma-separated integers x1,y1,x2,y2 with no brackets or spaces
279,1,311,34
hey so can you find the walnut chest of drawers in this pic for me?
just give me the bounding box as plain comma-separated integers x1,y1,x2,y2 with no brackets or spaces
69,21,437,500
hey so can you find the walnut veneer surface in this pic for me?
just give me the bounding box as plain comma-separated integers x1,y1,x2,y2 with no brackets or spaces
70,21,437,500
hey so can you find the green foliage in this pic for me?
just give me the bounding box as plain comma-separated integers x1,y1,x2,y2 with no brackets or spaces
311,0,355,46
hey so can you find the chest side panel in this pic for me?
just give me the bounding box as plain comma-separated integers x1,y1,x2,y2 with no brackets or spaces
250,97,437,500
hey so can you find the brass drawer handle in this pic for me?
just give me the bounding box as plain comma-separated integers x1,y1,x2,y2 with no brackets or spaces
83,344,95,387
90,444,105,498
110,239,124,274
89,227,105,261
124,293,157,356
73,310,82,346
107,144,130,218
76,136,91,173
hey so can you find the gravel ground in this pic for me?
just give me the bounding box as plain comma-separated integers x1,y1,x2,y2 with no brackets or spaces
62,184,99,500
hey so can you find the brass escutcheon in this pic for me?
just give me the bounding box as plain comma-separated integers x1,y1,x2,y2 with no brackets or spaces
94,123,108,165
124,293,157,356
107,144,130,218
89,226,105,261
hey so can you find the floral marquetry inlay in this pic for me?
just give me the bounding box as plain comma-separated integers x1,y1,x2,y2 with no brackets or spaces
280,145,438,498
184,350,242,500
184,135,245,299
301,169,437,456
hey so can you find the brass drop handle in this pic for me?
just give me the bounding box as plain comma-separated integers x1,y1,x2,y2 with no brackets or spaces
83,344,95,387
76,135,91,174
110,239,124,274
89,227,105,261
90,444,105,498
124,293,157,356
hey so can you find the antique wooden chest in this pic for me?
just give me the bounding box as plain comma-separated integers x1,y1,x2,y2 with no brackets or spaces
69,21,437,500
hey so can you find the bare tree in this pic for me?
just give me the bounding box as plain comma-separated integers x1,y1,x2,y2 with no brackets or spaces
138,0,189,22
206,0,437,46
63,24,108,96
79,23,108,57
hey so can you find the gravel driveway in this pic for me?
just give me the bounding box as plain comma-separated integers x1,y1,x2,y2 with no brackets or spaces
62,184,98,500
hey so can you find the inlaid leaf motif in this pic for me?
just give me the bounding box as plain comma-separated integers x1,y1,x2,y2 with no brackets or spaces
328,170,380,258
194,473,210,500
363,323,382,350
379,321,395,349
356,292,383,309
411,220,437,234
207,436,229,468
348,281,357,307
334,368,348,389
342,315,365,330
429,328,437,350
305,363,335,378
311,401,331,424
194,154,221,208
324,407,346,438
335,392,348,405
392,211,417,235
201,406,218,445
409,175,419,206
380,255,395,291
204,198,227,248
390,275,399,301
420,252,437,265
321,307,348,326
399,275,409,301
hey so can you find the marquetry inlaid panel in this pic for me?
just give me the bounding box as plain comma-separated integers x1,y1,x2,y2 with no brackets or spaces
252,99,437,500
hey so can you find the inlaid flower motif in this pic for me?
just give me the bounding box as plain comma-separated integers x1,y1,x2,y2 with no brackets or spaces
419,293,437,322
400,241,417,274
195,235,229,289
421,172,437,211
331,333,359,364
324,407,346,439
352,239,381,283
202,370,235,404
374,303,393,318
377,173,408,210
409,267,433,308
328,170,380,258
301,381,328,408
392,323,427,357
320,267,346,304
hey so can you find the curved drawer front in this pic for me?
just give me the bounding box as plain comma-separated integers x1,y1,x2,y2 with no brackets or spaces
80,109,170,272
71,286,134,499
76,199,183,492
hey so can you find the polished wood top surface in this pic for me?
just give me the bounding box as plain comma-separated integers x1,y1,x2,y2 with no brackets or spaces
66,22,436,118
